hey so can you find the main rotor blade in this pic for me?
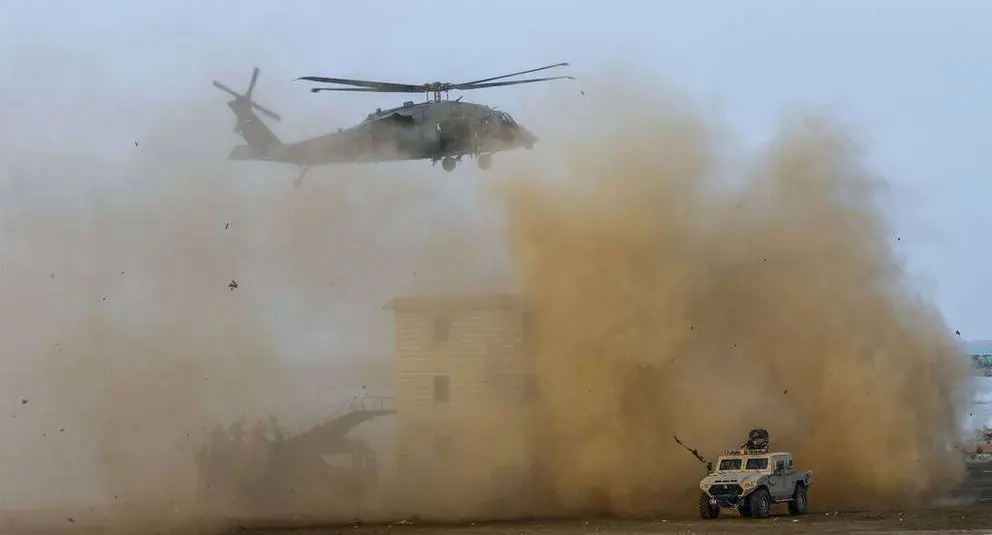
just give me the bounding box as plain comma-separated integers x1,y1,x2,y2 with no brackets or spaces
247,67,260,97
212,80,242,99
453,75,576,90
296,76,421,92
310,86,419,93
457,62,570,86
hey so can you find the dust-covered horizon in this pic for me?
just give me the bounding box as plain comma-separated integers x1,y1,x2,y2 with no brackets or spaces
0,64,975,528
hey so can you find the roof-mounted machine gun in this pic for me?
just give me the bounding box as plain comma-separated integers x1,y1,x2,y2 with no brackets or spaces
674,434,714,473
724,428,770,455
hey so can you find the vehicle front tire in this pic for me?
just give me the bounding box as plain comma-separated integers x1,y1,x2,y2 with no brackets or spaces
698,493,720,519
788,483,808,515
748,488,772,519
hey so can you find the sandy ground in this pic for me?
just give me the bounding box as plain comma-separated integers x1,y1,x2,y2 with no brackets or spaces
225,507,992,535
217,506,992,535
9,504,992,535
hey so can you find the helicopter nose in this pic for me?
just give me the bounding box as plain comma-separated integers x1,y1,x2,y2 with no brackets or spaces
519,127,537,149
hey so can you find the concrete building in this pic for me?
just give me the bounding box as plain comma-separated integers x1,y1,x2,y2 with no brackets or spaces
383,293,538,514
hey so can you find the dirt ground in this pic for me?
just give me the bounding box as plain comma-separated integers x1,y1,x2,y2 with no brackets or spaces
5,503,992,535
215,505,992,535
224,506,992,535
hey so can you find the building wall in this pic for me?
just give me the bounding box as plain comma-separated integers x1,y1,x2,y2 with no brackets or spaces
387,296,537,513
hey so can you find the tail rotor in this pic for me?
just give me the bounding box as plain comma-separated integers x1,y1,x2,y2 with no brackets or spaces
212,67,282,132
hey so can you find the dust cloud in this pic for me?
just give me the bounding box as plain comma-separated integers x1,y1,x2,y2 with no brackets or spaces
492,74,973,516
0,61,974,531
0,88,503,529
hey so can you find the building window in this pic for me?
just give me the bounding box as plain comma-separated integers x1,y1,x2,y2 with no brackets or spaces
433,314,450,342
433,375,450,403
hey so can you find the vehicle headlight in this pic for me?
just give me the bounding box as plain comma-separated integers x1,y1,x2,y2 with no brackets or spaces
700,482,708,489
742,479,756,489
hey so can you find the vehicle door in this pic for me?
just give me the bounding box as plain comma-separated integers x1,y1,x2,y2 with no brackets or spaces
768,456,791,499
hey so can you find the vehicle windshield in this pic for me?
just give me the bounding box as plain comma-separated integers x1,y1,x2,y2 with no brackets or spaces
718,457,742,471
744,457,769,470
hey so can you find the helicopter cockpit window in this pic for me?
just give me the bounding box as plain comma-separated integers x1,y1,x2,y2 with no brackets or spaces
496,111,516,125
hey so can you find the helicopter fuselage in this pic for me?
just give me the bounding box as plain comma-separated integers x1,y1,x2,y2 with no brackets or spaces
278,100,536,167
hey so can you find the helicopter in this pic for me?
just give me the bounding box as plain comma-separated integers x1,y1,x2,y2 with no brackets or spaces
212,63,575,185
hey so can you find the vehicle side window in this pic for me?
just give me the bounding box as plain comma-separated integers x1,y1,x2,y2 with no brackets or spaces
744,457,768,470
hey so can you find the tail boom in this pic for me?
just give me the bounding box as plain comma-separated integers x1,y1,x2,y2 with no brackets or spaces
228,99,283,153
226,143,293,163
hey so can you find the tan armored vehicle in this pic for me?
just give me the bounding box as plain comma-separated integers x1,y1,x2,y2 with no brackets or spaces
678,429,813,519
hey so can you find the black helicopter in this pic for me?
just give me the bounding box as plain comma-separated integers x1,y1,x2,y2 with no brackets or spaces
211,63,575,184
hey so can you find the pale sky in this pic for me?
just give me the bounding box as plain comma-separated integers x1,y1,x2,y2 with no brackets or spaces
1,0,989,341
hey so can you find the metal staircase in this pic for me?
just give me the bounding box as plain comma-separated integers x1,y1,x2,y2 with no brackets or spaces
281,396,396,452
195,394,397,513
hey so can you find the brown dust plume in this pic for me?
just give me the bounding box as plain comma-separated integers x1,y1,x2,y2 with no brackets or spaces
490,73,972,516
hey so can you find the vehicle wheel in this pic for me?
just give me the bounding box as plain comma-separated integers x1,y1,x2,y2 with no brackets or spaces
738,498,752,517
698,493,720,519
748,488,771,519
441,157,456,172
788,484,807,515
477,154,492,170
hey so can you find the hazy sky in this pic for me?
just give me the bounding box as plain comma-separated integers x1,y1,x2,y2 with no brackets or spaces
2,0,989,342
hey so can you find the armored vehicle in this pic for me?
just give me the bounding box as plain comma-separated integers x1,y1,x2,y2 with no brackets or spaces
684,429,813,519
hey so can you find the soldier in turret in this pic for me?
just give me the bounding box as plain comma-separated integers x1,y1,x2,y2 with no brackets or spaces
740,428,770,453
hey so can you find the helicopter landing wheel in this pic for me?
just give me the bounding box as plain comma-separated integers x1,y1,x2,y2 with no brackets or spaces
477,154,492,170
441,157,456,172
